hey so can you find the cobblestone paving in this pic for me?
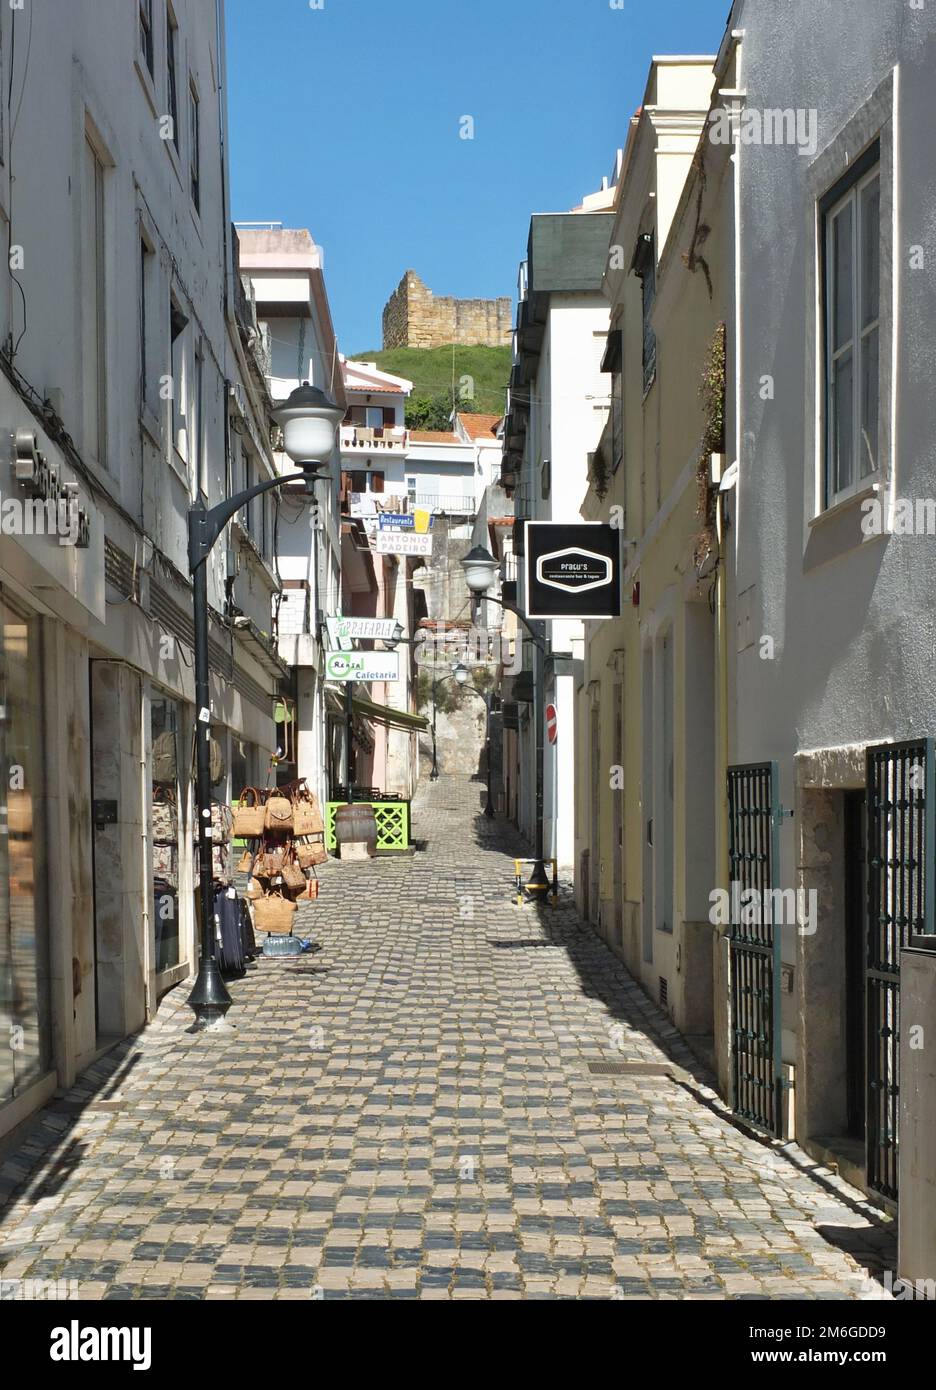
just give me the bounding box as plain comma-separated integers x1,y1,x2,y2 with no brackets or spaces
0,776,896,1300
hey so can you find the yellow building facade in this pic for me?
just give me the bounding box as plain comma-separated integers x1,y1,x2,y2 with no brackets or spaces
575,56,735,1087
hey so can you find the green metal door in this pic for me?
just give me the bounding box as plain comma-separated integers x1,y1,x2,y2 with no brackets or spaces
727,762,783,1138
865,739,934,1200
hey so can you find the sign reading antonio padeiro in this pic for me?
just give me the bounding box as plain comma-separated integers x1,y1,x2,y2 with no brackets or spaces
524,522,621,620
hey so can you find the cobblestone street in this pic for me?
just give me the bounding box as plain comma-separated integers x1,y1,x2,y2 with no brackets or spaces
0,776,896,1301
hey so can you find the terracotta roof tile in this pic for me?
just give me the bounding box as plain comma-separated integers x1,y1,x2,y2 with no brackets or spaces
409,430,459,443
457,413,502,440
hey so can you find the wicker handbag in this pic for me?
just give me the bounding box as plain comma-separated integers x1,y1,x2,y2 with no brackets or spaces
233,788,265,838
297,839,328,869
254,846,285,879
293,791,324,837
236,847,253,873
281,849,306,892
244,876,263,901
252,891,297,935
265,794,294,833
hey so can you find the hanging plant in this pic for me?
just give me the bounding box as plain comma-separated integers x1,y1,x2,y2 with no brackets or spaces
693,320,726,569
589,446,610,502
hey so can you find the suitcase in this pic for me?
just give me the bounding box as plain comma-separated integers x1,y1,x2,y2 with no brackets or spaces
214,887,250,974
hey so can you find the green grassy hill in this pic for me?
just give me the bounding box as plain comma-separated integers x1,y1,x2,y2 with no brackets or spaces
348,345,511,417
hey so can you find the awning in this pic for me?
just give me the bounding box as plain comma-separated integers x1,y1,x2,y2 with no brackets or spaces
325,685,429,733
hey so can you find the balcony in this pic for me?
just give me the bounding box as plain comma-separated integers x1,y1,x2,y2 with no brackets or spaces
411,493,476,516
341,425,408,453
500,552,518,605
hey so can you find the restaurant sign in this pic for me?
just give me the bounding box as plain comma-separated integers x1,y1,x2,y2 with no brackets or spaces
524,522,621,620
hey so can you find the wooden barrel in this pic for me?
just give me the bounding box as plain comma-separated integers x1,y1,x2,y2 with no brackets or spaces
334,803,378,858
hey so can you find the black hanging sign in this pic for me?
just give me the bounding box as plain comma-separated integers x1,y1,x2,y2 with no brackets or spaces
524,522,621,620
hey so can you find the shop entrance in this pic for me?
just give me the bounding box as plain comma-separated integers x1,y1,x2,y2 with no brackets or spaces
88,661,147,1042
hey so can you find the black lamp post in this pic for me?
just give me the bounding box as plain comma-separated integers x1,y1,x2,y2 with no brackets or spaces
461,545,549,891
186,382,342,1031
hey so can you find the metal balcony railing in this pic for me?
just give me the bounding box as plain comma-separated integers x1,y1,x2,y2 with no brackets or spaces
340,425,408,451
411,493,476,515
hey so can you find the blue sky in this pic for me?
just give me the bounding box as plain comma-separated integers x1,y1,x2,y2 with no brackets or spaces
226,0,730,354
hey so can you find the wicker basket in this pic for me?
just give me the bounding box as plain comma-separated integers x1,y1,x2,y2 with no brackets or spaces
233,788,265,838
265,795,294,833
293,795,325,836
281,852,306,891
297,840,328,869
252,892,297,934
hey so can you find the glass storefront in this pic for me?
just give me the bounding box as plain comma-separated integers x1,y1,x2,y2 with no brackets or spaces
0,596,50,1105
151,694,181,974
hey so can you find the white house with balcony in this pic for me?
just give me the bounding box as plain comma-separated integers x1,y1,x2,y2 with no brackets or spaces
237,226,346,810
340,360,484,519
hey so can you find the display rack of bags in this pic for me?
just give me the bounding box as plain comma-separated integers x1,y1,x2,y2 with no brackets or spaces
235,780,328,934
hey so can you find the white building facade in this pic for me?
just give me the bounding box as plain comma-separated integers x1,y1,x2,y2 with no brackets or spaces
237,226,346,812
720,1,936,1234
501,195,615,872
0,1,280,1139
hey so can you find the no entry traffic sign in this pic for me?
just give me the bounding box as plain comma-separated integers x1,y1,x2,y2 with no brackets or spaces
546,703,558,744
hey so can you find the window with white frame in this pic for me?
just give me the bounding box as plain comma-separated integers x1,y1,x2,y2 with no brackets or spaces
166,5,179,148
821,142,881,506
633,232,657,394
139,0,154,79
194,338,205,496
189,81,200,212
81,135,108,467
138,227,160,427
169,298,189,461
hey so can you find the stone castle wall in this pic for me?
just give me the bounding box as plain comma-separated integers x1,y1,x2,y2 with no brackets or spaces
383,270,512,350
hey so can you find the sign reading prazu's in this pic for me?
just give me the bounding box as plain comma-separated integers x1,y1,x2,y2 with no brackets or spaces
524,522,621,620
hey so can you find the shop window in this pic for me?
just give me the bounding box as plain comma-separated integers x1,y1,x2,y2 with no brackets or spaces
151,695,181,973
0,598,50,1107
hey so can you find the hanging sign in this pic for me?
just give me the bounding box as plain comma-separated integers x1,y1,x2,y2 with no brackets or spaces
325,650,400,683
326,615,398,649
378,510,434,533
524,522,621,620
375,530,433,557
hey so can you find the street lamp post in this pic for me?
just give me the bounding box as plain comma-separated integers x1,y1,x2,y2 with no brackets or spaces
461,546,549,892
186,382,342,1031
